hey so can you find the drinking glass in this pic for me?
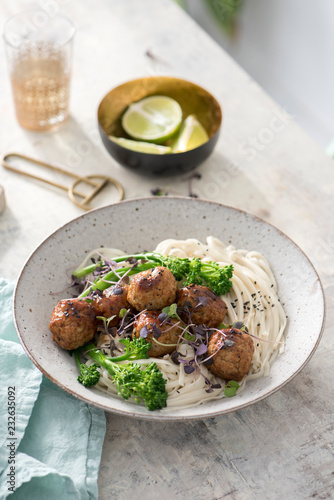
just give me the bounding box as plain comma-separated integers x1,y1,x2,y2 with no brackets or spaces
3,10,75,131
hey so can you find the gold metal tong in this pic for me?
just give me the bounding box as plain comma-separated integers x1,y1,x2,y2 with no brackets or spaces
1,152,124,211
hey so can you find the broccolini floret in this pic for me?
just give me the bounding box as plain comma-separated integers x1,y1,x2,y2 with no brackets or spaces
184,258,234,295
75,349,101,387
78,340,168,411
110,337,151,362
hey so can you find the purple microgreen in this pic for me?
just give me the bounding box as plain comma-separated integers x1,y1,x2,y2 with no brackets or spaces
195,296,208,308
184,365,195,375
171,351,181,365
193,325,206,337
232,321,244,330
202,357,214,366
158,312,168,322
140,326,149,338
177,357,190,365
196,343,208,356
152,324,162,339
113,287,123,295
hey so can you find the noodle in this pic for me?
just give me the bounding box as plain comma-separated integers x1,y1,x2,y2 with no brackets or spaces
83,237,287,410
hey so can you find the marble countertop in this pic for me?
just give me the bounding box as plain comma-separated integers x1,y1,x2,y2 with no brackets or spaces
1,1,333,499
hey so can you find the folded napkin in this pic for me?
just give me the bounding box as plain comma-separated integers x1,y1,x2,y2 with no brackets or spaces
0,278,106,499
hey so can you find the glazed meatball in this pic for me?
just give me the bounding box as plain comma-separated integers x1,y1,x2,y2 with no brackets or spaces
127,266,177,311
133,310,182,357
207,328,254,381
92,284,131,327
49,298,96,350
177,284,227,328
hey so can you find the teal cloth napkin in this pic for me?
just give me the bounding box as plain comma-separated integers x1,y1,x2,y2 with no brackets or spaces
0,278,106,499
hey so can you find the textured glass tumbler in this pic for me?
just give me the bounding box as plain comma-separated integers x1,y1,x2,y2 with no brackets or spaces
4,11,75,131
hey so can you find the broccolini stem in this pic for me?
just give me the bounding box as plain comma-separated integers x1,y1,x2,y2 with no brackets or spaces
75,348,82,368
72,263,97,279
78,261,154,298
84,344,117,375
112,253,162,264
73,253,163,279
106,352,132,363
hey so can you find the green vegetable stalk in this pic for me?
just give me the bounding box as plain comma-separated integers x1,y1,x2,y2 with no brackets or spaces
74,252,233,298
76,338,168,411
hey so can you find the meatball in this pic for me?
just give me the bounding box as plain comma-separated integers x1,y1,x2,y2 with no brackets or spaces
207,328,254,381
133,310,182,357
177,284,227,328
127,266,177,311
49,298,96,350
92,284,131,327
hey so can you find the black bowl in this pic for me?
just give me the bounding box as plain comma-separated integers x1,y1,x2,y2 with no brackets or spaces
97,76,222,176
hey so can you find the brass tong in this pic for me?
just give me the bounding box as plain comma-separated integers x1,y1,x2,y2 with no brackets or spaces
2,152,124,211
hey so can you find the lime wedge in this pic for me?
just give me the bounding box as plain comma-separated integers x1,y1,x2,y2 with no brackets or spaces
121,95,183,144
171,115,209,153
109,136,171,154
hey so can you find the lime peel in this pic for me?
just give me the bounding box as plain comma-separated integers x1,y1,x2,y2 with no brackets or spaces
121,95,183,144
171,114,209,153
109,136,171,155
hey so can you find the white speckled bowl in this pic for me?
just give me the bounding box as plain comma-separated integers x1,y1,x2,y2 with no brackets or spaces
13,198,325,420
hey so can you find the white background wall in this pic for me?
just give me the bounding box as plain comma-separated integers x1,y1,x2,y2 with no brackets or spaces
184,0,334,148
